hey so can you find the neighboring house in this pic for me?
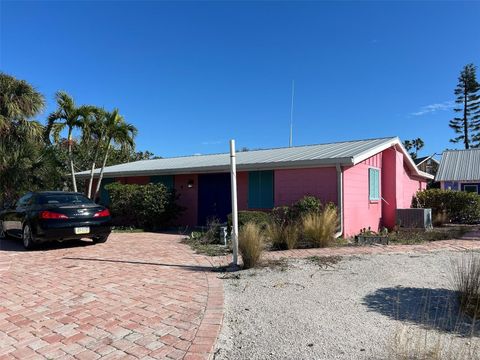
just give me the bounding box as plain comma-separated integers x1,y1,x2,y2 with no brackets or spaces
414,155,439,177
77,137,432,237
435,149,480,194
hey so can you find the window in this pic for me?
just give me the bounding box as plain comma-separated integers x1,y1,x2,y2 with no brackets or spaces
16,193,33,207
464,185,479,193
369,168,380,201
150,175,174,189
38,194,92,205
248,171,274,209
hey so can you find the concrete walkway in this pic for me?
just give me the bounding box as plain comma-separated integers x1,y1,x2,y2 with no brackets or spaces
0,233,223,360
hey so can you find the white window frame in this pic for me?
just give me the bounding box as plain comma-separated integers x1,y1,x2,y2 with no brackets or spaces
368,167,381,201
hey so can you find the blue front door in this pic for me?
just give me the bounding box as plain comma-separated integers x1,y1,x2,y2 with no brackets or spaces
198,173,232,225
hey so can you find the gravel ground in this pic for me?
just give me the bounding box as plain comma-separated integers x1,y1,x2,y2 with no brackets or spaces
214,251,480,360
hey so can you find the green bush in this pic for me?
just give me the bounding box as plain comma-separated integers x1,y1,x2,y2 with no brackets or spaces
105,182,184,230
291,195,322,218
228,210,271,229
271,196,324,226
413,189,480,224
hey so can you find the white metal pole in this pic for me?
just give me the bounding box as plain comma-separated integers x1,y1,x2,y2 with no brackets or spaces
230,139,239,266
289,80,295,147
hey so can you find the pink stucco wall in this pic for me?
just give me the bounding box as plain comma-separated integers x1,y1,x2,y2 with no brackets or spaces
174,174,198,226
343,153,383,237
342,147,427,237
274,167,338,207
398,163,425,208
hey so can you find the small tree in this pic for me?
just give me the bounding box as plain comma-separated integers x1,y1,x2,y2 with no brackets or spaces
450,64,480,149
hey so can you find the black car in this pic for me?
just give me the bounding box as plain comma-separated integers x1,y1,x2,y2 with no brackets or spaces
0,191,111,249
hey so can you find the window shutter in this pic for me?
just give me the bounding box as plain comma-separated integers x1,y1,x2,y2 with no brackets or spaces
248,171,274,209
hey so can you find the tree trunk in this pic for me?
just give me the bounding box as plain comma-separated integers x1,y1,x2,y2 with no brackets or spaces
93,140,111,201
68,127,77,192
87,143,101,199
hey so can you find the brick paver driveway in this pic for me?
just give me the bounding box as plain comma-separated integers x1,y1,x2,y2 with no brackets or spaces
0,233,223,360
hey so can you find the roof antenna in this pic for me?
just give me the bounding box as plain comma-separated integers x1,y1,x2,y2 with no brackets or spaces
289,80,295,147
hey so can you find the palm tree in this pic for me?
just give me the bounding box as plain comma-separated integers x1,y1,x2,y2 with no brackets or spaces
93,109,137,200
83,108,107,199
0,72,44,140
0,73,46,205
45,91,96,192
412,138,425,158
403,138,425,159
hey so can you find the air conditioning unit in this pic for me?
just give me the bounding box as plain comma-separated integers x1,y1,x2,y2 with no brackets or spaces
396,208,433,229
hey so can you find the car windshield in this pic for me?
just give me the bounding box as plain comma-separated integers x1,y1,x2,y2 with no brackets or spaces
38,194,93,205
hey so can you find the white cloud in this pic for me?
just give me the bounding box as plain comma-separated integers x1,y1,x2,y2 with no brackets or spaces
410,101,455,116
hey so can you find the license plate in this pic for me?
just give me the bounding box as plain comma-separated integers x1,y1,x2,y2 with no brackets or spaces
74,227,90,235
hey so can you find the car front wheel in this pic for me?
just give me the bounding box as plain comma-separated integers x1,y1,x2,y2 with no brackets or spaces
22,224,34,250
93,235,108,244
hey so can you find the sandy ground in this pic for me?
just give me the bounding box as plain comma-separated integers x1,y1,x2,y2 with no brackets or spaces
214,251,480,360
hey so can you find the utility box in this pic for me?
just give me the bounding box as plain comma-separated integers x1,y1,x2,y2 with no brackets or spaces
396,208,433,229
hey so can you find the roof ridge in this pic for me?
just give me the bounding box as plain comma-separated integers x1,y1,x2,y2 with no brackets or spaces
132,136,397,162
443,148,480,153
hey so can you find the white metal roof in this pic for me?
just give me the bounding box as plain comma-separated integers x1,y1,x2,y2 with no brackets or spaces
435,149,480,181
76,136,432,179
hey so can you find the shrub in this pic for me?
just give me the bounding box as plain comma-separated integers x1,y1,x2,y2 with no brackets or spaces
291,195,322,218
413,189,480,224
265,221,298,250
227,210,271,229
203,217,222,244
302,206,338,248
283,223,300,249
452,252,480,318
105,182,184,230
238,222,264,269
265,222,285,250
389,325,479,360
270,197,323,226
270,206,293,225
433,211,448,226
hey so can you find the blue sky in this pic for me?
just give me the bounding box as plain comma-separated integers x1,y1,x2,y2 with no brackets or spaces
1,1,479,158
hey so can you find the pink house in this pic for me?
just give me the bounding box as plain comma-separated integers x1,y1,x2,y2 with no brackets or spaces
77,137,433,237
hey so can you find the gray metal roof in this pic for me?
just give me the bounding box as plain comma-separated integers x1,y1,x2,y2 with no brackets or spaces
77,136,431,179
435,149,480,181
414,155,439,166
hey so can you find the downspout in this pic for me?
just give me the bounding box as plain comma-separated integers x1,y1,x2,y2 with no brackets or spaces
335,164,344,238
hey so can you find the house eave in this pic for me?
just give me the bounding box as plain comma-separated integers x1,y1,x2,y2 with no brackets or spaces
75,157,356,179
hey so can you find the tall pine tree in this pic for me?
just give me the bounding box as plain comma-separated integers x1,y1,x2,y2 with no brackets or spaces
449,64,480,149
